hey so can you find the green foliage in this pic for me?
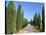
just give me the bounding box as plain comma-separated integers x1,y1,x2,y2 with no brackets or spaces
33,12,37,26
22,18,28,28
31,12,41,30
37,13,41,29
6,1,25,33
21,11,24,28
16,4,22,32
30,19,33,25
6,1,16,34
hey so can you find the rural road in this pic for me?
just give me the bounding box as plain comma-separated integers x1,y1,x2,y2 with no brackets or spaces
12,24,39,35
12,24,35,35
23,24,34,33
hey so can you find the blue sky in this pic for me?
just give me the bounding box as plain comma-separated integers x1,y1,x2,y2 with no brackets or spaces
6,1,44,21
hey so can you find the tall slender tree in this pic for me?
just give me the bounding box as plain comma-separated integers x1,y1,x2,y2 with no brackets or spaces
6,1,16,34
22,11,24,28
30,19,33,25
16,4,22,32
37,13,41,29
33,12,37,26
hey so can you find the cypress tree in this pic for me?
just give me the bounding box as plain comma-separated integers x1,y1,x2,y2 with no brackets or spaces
23,18,28,28
30,19,33,25
37,13,41,29
6,1,16,34
16,4,22,32
22,11,24,29
33,12,37,26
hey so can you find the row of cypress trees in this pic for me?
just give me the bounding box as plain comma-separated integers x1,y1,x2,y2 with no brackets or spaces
30,12,41,29
30,6,45,32
33,12,41,29
6,1,25,34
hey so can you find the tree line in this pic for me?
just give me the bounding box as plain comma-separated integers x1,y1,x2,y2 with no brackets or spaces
5,1,28,34
30,12,41,30
30,6,45,32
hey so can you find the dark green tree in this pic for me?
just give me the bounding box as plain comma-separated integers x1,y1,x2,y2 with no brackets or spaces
22,18,28,28
21,11,24,29
16,4,22,32
6,1,16,34
30,19,33,25
37,13,41,29
33,12,37,26
33,12,41,29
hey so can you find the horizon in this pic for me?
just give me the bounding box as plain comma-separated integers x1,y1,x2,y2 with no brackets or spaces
5,1,44,21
